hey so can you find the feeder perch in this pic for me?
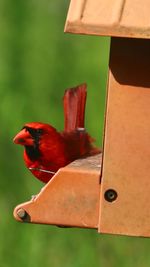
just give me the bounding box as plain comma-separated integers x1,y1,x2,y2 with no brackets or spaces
14,154,101,228
14,0,150,237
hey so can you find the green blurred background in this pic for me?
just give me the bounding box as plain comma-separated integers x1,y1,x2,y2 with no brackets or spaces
0,1,150,267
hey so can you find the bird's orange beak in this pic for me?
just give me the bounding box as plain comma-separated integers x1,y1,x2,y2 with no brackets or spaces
13,128,34,146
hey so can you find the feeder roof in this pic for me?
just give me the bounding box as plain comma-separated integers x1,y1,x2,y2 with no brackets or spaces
65,0,150,39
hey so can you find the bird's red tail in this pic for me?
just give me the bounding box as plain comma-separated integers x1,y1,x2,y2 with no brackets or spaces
63,83,100,157
63,83,87,133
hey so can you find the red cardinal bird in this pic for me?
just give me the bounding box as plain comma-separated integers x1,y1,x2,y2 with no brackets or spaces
13,84,100,183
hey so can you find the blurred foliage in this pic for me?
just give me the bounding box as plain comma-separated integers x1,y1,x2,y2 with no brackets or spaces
0,1,150,267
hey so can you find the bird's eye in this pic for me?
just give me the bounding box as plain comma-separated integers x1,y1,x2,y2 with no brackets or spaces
36,129,43,134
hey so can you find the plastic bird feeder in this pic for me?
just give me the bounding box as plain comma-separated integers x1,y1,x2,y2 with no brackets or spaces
14,0,150,237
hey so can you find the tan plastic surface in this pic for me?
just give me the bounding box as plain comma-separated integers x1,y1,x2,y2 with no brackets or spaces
65,0,150,38
99,38,150,237
14,154,102,228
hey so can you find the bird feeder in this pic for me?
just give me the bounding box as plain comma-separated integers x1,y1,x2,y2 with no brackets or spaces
14,0,150,237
